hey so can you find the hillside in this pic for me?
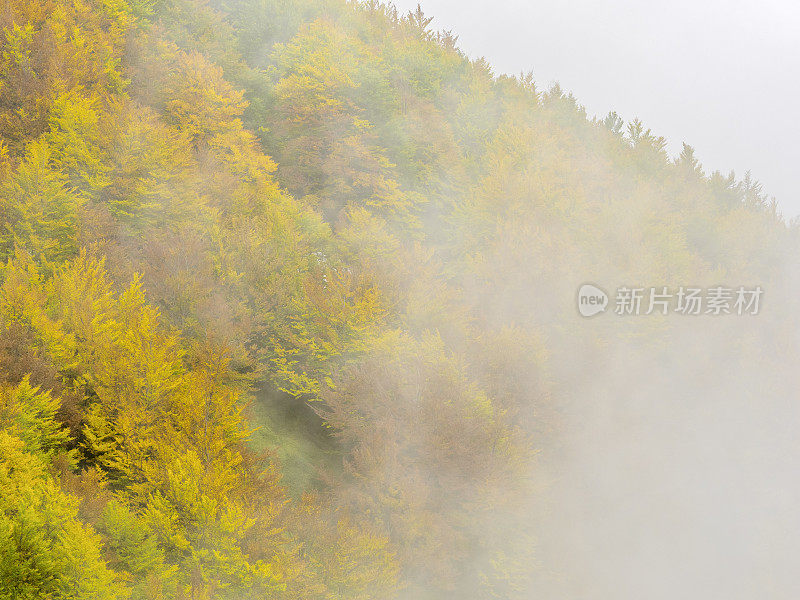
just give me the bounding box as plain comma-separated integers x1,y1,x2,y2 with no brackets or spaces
0,1,798,599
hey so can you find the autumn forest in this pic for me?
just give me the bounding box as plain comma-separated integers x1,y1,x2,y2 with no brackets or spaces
0,0,798,599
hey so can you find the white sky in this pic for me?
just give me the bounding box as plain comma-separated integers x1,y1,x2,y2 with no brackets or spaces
391,0,800,218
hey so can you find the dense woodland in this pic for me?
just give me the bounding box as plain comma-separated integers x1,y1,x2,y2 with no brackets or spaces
0,0,798,598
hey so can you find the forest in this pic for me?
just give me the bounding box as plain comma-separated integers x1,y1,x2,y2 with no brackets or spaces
0,0,798,599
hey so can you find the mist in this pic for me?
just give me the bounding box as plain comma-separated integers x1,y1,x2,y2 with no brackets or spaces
0,1,798,599
391,0,800,218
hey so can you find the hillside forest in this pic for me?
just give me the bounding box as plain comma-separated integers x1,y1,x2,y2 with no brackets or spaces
0,1,798,599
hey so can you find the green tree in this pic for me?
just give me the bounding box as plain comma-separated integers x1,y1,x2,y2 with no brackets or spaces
0,432,127,600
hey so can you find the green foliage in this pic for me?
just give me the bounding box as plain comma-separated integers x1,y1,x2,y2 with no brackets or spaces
100,499,178,599
0,376,72,463
0,140,83,263
0,432,127,600
0,0,795,597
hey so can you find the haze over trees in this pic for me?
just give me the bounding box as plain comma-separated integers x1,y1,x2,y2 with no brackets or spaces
0,1,798,599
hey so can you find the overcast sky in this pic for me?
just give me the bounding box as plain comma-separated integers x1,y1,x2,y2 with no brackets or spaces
391,0,800,218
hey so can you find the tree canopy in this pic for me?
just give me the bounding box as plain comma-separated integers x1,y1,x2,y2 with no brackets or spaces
0,0,797,598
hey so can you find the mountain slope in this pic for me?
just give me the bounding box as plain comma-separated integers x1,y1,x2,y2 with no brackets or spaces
0,1,797,599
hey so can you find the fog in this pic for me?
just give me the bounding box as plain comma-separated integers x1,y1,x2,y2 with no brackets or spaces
392,0,800,217
2,0,797,597
374,3,800,596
